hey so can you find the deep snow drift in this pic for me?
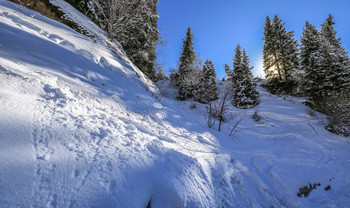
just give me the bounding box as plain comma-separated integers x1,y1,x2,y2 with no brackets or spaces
0,1,349,207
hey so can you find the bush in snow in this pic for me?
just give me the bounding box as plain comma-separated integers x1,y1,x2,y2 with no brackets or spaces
315,89,350,137
252,111,262,122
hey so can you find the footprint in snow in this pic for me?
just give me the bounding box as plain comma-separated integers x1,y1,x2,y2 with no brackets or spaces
43,84,67,100
47,34,64,43
126,124,137,132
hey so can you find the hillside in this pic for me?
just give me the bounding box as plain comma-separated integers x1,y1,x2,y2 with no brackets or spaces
0,0,349,207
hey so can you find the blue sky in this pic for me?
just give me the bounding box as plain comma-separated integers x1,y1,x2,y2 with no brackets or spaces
156,0,350,78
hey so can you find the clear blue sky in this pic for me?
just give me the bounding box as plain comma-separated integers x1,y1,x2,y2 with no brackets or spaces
156,0,350,78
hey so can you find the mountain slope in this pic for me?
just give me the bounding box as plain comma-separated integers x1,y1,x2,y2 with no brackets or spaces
0,1,227,207
0,1,349,207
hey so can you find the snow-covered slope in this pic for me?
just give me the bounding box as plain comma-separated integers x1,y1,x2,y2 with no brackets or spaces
0,1,349,207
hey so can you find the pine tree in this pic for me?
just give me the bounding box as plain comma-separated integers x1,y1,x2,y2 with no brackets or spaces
232,44,242,91
117,0,159,81
302,16,350,99
263,15,300,94
66,0,91,15
301,22,320,73
300,15,350,136
87,0,159,81
232,45,259,108
308,37,340,98
320,14,350,93
223,64,233,81
194,59,218,104
321,15,343,50
262,16,275,80
177,27,197,100
300,21,322,97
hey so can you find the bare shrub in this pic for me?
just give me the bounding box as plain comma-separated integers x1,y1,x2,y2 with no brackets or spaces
229,116,245,138
252,111,262,122
205,83,242,132
190,102,197,109
155,80,169,98
205,102,217,129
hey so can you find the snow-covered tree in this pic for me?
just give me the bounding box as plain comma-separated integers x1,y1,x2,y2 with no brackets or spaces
65,0,91,15
231,44,242,91
223,63,233,81
84,0,159,81
262,16,275,80
301,21,322,97
232,45,259,108
300,16,350,136
263,15,300,94
320,14,350,93
194,59,218,104
301,16,350,99
177,27,198,100
117,0,159,81
321,14,343,50
301,22,320,74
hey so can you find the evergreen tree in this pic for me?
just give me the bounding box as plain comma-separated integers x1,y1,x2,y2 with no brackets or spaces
263,15,300,94
223,64,233,81
65,0,91,15
232,45,259,108
177,27,197,100
300,21,322,97
262,16,275,80
85,0,159,81
116,0,159,81
321,15,343,50
194,59,218,104
320,14,350,92
301,16,350,100
232,44,242,91
301,22,320,73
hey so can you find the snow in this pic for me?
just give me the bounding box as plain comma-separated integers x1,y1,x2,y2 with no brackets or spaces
0,0,350,207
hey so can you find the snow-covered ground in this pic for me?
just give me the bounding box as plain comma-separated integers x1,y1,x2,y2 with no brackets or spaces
0,1,349,207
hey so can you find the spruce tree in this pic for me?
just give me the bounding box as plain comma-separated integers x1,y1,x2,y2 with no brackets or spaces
117,0,159,81
194,59,218,104
87,0,159,81
308,37,340,98
301,22,320,73
321,15,343,50
232,44,242,91
320,15,350,93
177,27,197,100
262,16,275,80
224,64,233,81
232,45,259,108
302,16,350,100
300,21,322,97
263,15,300,94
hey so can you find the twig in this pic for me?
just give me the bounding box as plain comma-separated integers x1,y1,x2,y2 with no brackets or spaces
307,123,319,136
